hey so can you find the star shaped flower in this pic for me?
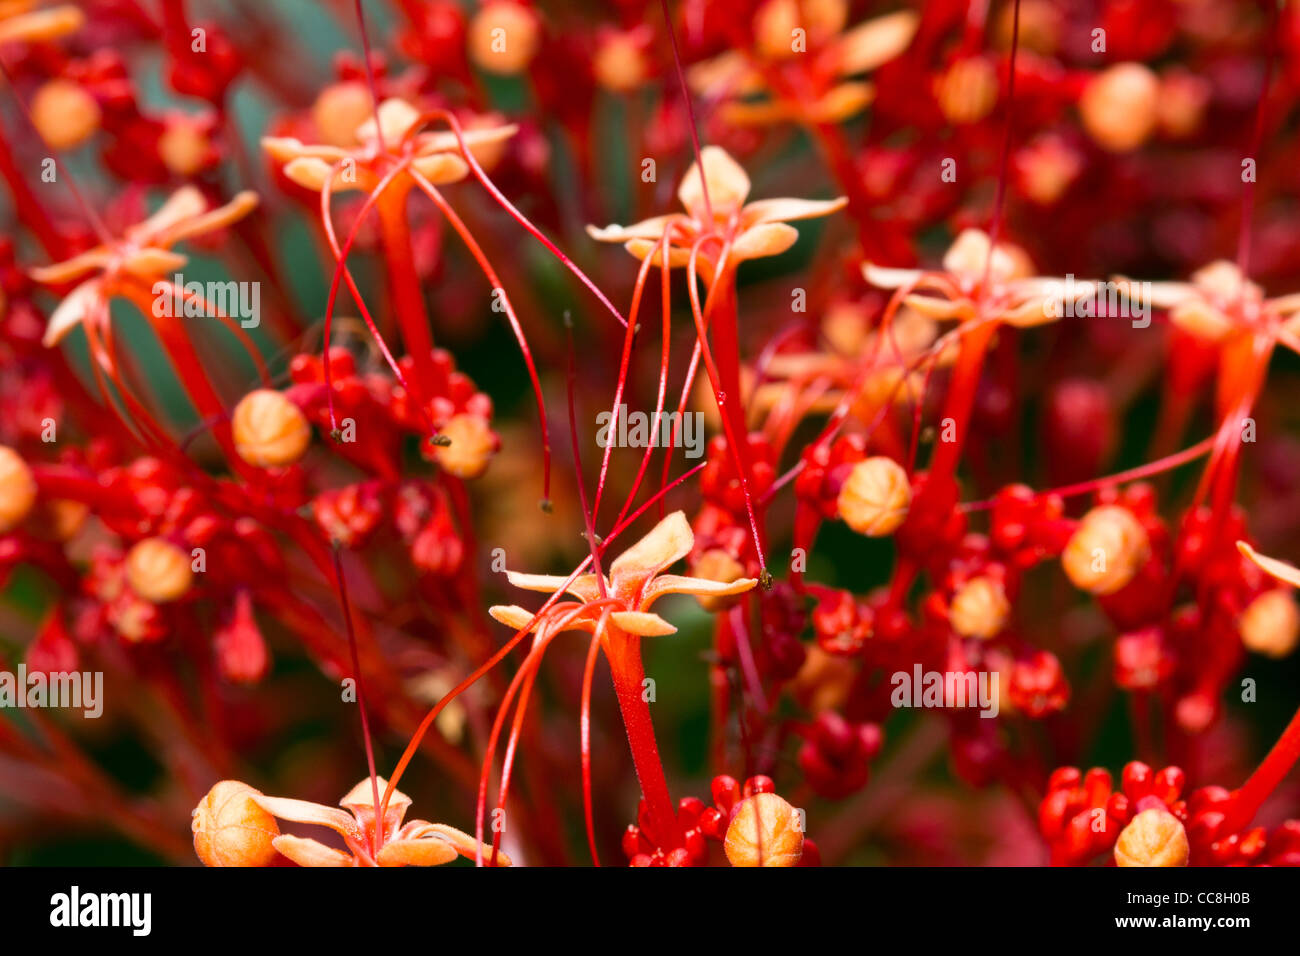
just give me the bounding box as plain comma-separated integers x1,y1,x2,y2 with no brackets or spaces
586,146,846,268
490,510,757,639
30,186,259,346
262,97,516,195
863,228,1096,330
1123,260,1300,347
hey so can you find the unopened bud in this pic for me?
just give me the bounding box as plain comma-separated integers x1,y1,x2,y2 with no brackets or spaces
433,413,498,479
949,576,1010,640
0,446,37,533
192,780,280,867
32,78,100,150
1239,589,1299,659
468,1,540,75
232,389,312,468
1079,63,1159,153
837,457,910,536
1114,807,1189,867
1062,505,1149,595
125,538,193,604
724,792,804,867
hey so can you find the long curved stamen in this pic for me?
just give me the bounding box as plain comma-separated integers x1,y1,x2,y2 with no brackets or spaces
579,628,603,866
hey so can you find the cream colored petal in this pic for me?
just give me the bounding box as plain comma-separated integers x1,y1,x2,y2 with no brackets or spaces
250,794,358,835
642,574,759,607
741,196,848,227
29,247,111,285
609,610,677,636
1268,293,1300,316
0,5,84,44
1001,296,1060,328
356,97,421,147
505,571,604,603
408,822,513,865
271,834,353,867
720,98,796,127
339,776,410,817
586,215,680,244
129,186,207,243
1127,279,1197,308
862,262,925,289
623,239,692,268
610,510,694,582
678,145,751,218
687,50,764,96
419,123,519,156
835,10,919,76
375,835,459,866
903,292,971,321
42,279,102,347
730,222,799,260
1238,541,1300,589
120,247,188,279
942,228,1032,281
1170,299,1233,341
806,81,876,123
260,136,348,164
283,157,362,193
410,152,470,185
489,605,541,632
153,190,259,247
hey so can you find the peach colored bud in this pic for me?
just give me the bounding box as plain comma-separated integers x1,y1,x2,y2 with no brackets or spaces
125,538,193,604
469,2,540,76
31,78,100,150
1114,807,1189,867
0,446,37,534
232,389,312,468
934,57,998,126
1062,505,1150,595
35,499,89,542
950,576,1010,640
692,549,748,612
1079,63,1159,153
192,780,281,867
725,792,804,867
837,456,910,536
754,0,801,60
1158,70,1210,139
1016,135,1082,206
313,81,374,147
433,414,498,479
158,116,213,176
1239,589,1299,659
593,32,648,93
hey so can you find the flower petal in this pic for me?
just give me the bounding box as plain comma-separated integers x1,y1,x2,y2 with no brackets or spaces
505,571,604,602
283,157,362,193
128,186,207,244
0,5,84,45
376,834,459,867
730,222,799,260
260,136,348,164
806,82,876,123
687,50,764,96
356,97,421,146
1238,541,1300,589
489,605,542,632
249,794,358,835
903,293,970,322
678,146,750,218
29,247,111,285
153,190,259,247
121,247,189,279
42,279,102,347
741,197,848,227
405,822,513,866
419,123,519,157
623,239,693,268
609,610,678,636
586,215,681,244
835,10,919,76
410,152,470,185
271,834,353,867
339,776,410,817
642,574,759,608
862,262,924,289
610,510,694,583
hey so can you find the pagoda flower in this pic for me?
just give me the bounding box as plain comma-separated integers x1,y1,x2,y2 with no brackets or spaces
488,511,757,859
587,145,846,271
1118,260,1300,347
192,777,510,867
863,228,1100,332
261,97,517,197
687,2,919,126
31,185,259,348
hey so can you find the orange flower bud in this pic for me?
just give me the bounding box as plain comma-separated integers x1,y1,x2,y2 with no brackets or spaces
1239,589,1299,659
125,538,194,604
31,78,100,150
1079,63,1159,153
1114,807,1189,867
593,31,648,93
934,57,998,125
754,0,801,60
468,2,540,76
232,389,312,468
312,80,374,147
192,780,281,867
724,792,804,867
1062,505,1150,595
950,576,1010,640
837,456,910,536
158,115,214,176
433,413,498,479
0,445,37,534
